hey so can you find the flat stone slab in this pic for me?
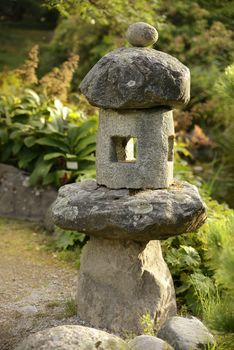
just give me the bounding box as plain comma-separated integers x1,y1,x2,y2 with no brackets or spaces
79,48,190,109
52,180,206,241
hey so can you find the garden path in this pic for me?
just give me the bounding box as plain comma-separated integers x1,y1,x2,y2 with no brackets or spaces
0,219,82,350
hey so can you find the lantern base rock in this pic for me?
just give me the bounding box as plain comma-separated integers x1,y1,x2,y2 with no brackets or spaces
52,180,206,241
77,238,177,334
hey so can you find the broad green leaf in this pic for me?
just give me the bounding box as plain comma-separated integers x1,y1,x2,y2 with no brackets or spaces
77,155,96,162
18,149,38,168
0,143,12,161
36,137,69,153
65,153,77,159
75,134,96,153
42,171,57,185
24,136,36,147
67,125,80,146
10,129,27,139
73,119,97,145
12,142,22,155
44,152,65,160
29,157,54,186
0,127,8,143
77,144,96,157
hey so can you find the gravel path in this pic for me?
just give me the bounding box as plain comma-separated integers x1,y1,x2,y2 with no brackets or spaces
0,219,83,350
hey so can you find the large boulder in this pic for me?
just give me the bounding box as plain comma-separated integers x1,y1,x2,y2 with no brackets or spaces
52,180,206,241
14,325,128,350
77,238,176,333
80,47,190,109
158,316,215,350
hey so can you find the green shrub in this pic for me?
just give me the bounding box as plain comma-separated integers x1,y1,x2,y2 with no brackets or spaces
161,150,234,333
55,227,86,250
0,88,97,186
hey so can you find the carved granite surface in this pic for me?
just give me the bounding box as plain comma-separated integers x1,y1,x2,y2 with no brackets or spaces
77,239,177,333
79,47,190,109
96,108,174,189
52,179,206,241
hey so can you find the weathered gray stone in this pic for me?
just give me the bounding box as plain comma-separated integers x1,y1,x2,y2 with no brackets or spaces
15,325,128,350
129,335,174,350
96,108,174,189
79,47,190,109
0,163,57,226
52,180,206,241
126,22,158,47
77,239,177,334
158,316,215,350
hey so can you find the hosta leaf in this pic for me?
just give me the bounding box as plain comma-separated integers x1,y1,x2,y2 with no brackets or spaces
67,125,80,145
18,149,38,168
36,137,69,152
24,136,36,147
10,129,26,139
66,153,77,159
77,144,96,157
0,143,12,161
77,155,96,162
0,127,8,143
42,171,57,185
12,142,22,155
29,157,54,186
75,134,96,153
44,152,65,160
73,119,97,145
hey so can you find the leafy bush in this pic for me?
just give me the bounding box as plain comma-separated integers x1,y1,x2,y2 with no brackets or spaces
55,227,86,250
162,154,234,333
0,88,97,186
0,45,97,187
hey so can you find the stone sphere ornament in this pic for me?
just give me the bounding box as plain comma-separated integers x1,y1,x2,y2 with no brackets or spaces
126,21,158,47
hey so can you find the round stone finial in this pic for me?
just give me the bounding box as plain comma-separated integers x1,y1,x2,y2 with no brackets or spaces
126,22,158,47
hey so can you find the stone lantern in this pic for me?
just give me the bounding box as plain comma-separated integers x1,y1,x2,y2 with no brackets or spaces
80,22,190,189
52,22,206,334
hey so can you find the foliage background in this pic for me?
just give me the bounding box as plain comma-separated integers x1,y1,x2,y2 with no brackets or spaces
0,0,234,347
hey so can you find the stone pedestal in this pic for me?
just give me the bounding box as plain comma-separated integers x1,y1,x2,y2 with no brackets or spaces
77,238,176,334
52,179,206,333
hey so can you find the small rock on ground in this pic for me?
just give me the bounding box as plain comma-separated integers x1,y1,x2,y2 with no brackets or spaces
158,316,214,350
129,335,173,349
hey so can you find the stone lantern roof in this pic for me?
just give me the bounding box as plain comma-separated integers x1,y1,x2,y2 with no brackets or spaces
80,22,190,109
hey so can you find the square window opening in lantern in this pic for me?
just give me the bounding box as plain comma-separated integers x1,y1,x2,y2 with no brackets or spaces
111,136,137,163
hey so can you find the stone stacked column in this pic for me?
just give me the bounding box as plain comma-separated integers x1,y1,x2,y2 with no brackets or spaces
52,22,206,334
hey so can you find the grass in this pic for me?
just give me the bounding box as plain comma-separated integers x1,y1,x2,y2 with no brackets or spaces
214,333,234,350
64,298,77,317
0,217,81,268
